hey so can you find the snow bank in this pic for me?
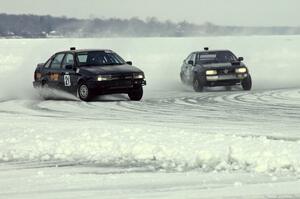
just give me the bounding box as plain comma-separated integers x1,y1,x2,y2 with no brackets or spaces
1,121,300,174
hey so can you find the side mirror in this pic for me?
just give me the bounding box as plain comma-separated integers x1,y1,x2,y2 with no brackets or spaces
65,64,74,70
188,60,194,65
126,61,133,65
238,57,244,61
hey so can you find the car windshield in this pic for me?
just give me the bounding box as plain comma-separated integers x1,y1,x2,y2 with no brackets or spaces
76,51,125,67
197,51,238,64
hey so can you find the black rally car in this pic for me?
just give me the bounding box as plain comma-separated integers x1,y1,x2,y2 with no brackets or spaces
33,48,146,101
180,48,252,92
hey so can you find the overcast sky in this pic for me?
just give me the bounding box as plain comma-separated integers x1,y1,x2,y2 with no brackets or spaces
0,0,299,26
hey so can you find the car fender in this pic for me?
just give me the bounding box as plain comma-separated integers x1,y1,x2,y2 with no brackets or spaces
192,65,206,81
193,65,205,75
77,76,94,85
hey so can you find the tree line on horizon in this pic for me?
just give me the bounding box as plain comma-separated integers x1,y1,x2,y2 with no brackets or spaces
0,13,300,38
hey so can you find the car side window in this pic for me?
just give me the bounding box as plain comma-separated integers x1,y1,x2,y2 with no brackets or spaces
77,53,88,64
190,53,196,64
62,53,74,69
50,53,65,69
44,58,52,68
185,54,192,64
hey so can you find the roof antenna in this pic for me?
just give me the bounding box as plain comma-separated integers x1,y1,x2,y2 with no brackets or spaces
70,47,76,50
204,47,209,51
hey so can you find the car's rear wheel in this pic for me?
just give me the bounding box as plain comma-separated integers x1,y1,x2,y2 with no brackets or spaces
242,75,252,91
78,83,93,101
42,81,49,89
128,85,143,101
193,77,205,92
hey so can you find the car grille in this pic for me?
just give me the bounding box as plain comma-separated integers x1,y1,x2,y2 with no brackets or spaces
108,74,133,88
217,68,235,75
110,80,133,88
110,73,133,80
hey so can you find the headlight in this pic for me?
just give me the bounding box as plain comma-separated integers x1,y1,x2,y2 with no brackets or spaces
97,75,112,81
235,67,247,73
206,70,217,75
133,73,144,79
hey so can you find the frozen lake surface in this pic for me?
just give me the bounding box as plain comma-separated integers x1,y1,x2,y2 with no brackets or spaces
0,36,300,198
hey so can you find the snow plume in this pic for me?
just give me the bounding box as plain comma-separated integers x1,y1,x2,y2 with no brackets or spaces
0,36,300,99
0,48,36,99
0,39,76,99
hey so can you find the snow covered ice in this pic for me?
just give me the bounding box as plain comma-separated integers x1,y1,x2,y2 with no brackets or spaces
0,36,300,198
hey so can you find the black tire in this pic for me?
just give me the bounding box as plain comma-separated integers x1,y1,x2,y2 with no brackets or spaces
193,77,205,92
128,86,143,101
77,83,93,101
242,75,252,91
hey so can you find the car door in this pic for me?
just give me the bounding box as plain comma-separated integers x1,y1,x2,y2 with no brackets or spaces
38,57,52,84
186,53,196,81
59,53,77,93
182,54,192,78
46,53,65,88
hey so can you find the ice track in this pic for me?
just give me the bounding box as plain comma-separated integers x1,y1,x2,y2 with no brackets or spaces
1,88,300,136
0,88,300,175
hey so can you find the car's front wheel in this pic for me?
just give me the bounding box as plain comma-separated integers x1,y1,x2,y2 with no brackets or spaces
78,83,93,101
128,85,143,101
193,77,205,92
242,75,252,91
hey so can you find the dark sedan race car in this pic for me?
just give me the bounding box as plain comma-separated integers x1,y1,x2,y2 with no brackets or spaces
180,48,252,92
33,48,146,101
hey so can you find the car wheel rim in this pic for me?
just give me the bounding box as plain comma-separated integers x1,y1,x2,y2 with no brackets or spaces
79,85,88,98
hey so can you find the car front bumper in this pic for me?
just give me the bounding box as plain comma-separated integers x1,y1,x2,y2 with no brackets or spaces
206,73,248,82
87,79,146,94
204,73,249,87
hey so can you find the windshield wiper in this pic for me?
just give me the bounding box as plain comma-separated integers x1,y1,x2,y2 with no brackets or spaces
105,63,123,66
79,63,124,67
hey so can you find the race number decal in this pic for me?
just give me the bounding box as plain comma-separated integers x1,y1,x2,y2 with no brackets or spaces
64,75,71,87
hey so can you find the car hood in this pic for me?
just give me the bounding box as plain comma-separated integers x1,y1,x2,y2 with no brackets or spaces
80,64,143,75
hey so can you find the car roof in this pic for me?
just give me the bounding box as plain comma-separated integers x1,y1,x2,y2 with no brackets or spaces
192,50,232,54
56,49,114,54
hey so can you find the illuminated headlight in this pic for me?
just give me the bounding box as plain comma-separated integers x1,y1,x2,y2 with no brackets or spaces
133,73,144,79
97,75,112,81
206,70,217,75
235,67,247,73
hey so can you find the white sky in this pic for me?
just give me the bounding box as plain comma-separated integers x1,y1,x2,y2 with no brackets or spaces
0,0,299,26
